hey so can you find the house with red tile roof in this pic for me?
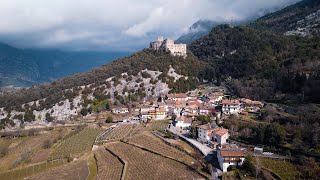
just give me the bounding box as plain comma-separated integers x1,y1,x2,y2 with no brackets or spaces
175,116,193,128
148,107,167,120
221,100,241,115
217,144,246,172
197,124,229,146
208,91,225,104
240,98,264,112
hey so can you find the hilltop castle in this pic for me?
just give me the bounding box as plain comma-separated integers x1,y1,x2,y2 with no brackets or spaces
150,36,187,57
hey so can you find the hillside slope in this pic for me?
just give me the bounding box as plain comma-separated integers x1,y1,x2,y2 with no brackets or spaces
251,0,320,37
189,25,320,102
0,49,202,129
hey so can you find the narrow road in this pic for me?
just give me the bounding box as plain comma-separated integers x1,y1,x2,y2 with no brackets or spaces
167,126,213,156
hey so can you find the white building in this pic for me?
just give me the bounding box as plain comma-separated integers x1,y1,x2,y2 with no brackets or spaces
112,107,129,114
175,116,192,128
221,100,241,115
167,93,188,102
208,92,225,104
149,107,167,120
150,37,187,57
197,124,229,147
240,99,264,113
211,127,229,145
197,124,214,143
217,145,246,172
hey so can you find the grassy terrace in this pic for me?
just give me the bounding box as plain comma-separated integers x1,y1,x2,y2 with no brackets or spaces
257,158,301,179
50,127,102,160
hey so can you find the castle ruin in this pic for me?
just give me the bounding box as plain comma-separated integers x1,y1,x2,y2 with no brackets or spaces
150,36,187,57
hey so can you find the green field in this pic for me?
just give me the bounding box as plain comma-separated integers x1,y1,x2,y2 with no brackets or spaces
258,158,301,179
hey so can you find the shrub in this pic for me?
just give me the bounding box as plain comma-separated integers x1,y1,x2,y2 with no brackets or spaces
106,116,113,123
42,139,53,149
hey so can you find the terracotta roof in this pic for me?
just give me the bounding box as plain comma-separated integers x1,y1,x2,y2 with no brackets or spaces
175,93,187,98
157,107,166,112
166,100,176,105
221,100,240,105
220,149,245,157
188,101,202,107
176,116,193,124
212,127,228,137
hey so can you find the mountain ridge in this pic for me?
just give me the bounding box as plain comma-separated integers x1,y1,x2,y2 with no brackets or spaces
0,42,128,87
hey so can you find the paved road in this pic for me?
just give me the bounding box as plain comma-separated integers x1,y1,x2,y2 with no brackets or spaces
168,126,213,156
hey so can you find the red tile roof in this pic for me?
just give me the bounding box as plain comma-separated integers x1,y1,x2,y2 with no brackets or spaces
168,93,188,99
175,93,187,98
221,100,240,105
213,128,228,137
176,116,193,124
220,149,245,157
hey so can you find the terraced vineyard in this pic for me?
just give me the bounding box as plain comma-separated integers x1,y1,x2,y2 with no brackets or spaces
26,160,89,180
106,142,202,180
128,132,199,167
50,128,102,159
150,120,169,131
94,147,124,180
95,124,135,143
0,159,66,180
259,158,301,179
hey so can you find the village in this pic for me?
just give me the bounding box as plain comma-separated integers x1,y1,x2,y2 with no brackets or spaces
108,84,268,174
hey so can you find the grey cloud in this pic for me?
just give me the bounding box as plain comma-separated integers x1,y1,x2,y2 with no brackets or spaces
0,0,301,51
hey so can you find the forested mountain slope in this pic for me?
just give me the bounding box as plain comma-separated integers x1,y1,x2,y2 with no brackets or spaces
251,0,320,37
189,25,320,102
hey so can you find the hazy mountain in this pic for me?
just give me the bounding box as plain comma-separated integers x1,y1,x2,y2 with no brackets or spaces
0,43,129,87
176,20,222,44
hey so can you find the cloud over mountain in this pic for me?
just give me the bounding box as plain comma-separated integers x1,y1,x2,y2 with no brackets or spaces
0,0,300,51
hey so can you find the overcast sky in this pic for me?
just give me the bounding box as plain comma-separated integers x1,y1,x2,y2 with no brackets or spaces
0,0,300,52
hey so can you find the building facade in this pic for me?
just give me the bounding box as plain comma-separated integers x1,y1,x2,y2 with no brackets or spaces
221,100,241,115
150,37,187,57
175,116,192,128
217,145,245,172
